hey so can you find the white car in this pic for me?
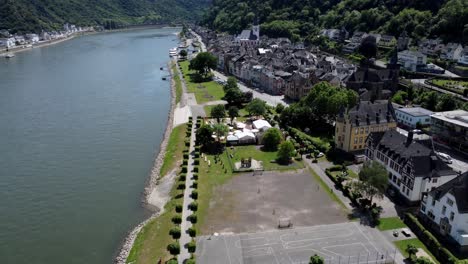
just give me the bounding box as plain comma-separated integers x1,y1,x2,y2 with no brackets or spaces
436,152,453,164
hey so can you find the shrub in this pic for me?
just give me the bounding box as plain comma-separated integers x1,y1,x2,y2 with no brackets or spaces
187,227,196,237
177,183,185,190
166,259,178,264
192,174,198,180
193,167,199,173
192,181,198,188
185,259,196,264
171,214,182,224
191,190,198,199
175,192,184,199
179,174,186,181
183,159,188,166
183,153,189,159
194,159,200,165
186,241,196,253
194,152,200,158
188,214,197,224
262,128,283,151
185,140,190,147
188,201,198,211
167,243,180,255
181,166,188,173
175,204,183,213
169,227,181,240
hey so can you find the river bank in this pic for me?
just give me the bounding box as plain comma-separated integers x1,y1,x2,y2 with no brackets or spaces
114,59,178,263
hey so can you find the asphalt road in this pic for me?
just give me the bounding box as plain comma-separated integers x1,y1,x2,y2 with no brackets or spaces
196,222,404,264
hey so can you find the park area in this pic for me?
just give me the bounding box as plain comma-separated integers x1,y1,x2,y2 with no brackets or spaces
430,79,468,95
179,60,225,104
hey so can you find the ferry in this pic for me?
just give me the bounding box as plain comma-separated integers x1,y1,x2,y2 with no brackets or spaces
5,53,15,58
169,47,178,57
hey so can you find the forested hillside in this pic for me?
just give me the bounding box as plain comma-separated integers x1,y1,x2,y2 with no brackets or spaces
202,0,468,44
0,0,211,33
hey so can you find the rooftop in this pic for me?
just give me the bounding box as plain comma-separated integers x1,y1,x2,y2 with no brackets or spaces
396,107,434,117
431,110,468,128
430,171,468,213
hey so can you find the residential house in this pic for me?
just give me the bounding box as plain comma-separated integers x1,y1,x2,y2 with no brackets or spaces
458,47,468,65
350,31,368,44
369,33,382,45
431,110,468,153
235,22,260,48
25,34,39,43
321,28,348,42
440,43,464,61
398,50,427,71
284,71,317,101
395,107,434,129
419,38,445,57
0,37,16,48
397,31,411,51
379,35,397,48
335,100,397,153
420,172,468,253
365,130,458,204
343,42,360,54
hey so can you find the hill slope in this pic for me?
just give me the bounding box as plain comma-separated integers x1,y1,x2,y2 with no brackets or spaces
0,0,211,33
202,0,467,44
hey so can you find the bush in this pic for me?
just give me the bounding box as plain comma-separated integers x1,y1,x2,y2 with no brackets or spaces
179,174,187,181
192,174,198,180
262,128,283,151
167,243,180,255
186,241,196,253
191,190,198,199
183,159,188,166
185,259,196,264
187,227,196,237
175,192,184,199
194,159,200,165
188,201,198,211
194,152,200,158
171,214,182,224
169,227,181,240
192,181,198,188
181,166,187,173
177,183,185,190
175,204,183,213
193,167,199,173
166,259,178,264
185,139,190,147
183,153,189,159
188,214,197,224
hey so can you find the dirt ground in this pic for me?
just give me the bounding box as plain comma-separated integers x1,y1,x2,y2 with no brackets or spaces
200,169,348,235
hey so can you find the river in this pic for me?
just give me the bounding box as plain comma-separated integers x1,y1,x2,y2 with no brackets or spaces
0,27,179,264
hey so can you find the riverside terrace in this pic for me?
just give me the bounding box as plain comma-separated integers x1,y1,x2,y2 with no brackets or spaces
197,222,400,264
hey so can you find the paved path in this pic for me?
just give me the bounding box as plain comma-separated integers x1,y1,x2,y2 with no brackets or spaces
178,119,197,263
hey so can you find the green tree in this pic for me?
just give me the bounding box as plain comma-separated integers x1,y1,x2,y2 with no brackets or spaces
275,104,285,114
436,94,457,112
169,227,181,240
196,125,214,148
167,243,180,258
309,254,324,264
212,123,228,140
354,161,388,205
228,106,239,123
262,128,283,151
406,244,418,259
392,91,408,105
277,141,296,164
179,49,188,59
189,52,217,79
416,256,434,264
186,241,197,253
223,77,238,92
246,98,267,116
210,104,226,123
224,87,244,104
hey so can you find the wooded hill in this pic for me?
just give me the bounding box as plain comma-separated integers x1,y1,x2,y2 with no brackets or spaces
202,0,468,44
0,0,211,33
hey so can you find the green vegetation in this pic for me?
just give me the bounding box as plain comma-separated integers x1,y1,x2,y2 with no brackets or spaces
189,52,218,79
262,128,283,151
179,61,225,104
227,145,304,171
203,0,468,44
1,0,211,33
393,85,468,111
394,238,438,263
160,124,187,177
310,254,325,264
277,141,296,164
429,79,468,96
377,217,407,231
171,62,183,105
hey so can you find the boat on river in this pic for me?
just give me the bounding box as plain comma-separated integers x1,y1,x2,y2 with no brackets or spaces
5,53,15,58
169,47,178,57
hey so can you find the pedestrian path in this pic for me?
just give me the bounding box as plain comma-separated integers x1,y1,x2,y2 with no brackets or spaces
178,119,197,263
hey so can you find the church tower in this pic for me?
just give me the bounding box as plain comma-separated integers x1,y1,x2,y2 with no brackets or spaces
252,18,260,40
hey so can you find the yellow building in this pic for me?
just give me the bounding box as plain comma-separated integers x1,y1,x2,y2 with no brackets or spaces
335,100,397,152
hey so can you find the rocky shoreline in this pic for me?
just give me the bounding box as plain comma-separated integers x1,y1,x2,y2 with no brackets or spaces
114,60,177,264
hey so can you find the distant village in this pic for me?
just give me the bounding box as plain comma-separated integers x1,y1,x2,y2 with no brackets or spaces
0,23,96,51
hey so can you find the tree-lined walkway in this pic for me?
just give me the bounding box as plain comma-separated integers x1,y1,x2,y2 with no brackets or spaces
178,118,197,263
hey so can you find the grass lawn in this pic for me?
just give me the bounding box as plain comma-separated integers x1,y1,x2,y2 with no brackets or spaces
430,79,468,92
179,61,225,104
329,169,358,179
159,124,187,177
203,105,250,119
126,185,181,263
171,62,183,104
196,151,235,234
227,145,304,171
309,168,348,212
377,217,407,231
394,238,439,263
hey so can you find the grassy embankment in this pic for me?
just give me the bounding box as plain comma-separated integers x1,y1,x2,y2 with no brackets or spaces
171,62,183,105
178,61,225,104
377,217,407,231
125,111,187,262
394,238,439,263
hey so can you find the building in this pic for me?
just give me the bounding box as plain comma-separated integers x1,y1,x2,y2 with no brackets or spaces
440,43,463,61
335,100,397,152
235,22,260,48
0,37,16,48
398,50,427,71
395,107,434,129
419,38,445,57
431,110,468,153
420,171,468,253
365,130,457,204
458,47,468,66
397,31,411,51
379,35,396,48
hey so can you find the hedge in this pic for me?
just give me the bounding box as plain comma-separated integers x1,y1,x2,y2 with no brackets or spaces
192,181,198,188
192,174,198,180
178,174,186,181
193,167,199,173
404,213,458,264
194,159,200,165
183,153,189,159
181,166,187,173
182,159,188,166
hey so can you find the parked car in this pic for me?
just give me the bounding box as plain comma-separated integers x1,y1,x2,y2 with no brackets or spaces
393,230,399,237
401,228,411,237
317,152,324,158
436,152,453,164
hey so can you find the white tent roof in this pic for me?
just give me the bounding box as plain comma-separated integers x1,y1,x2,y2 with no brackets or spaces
227,135,238,141
236,122,246,129
234,131,255,139
253,119,272,129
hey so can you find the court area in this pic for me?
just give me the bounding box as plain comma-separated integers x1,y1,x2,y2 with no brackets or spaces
196,222,400,264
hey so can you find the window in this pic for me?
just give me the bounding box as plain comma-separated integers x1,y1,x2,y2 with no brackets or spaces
359,137,363,143
442,206,446,215
450,212,455,221
447,198,454,206
432,199,436,206
354,138,358,144
421,204,426,212
338,136,341,142
406,189,410,195
365,127,369,133
432,178,438,183
355,128,358,135
353,146,357,150
402,186,406,193
336,127,339,133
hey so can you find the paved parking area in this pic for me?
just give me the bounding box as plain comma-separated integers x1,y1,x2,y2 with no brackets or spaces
197,222,402,264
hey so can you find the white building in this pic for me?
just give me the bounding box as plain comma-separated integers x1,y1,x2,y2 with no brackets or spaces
365,130,457,205
395,107,434,128
0,37,16,48
252,119,272,132
457,47,468,65
25,34,39,43
420,172,468,252
440,43,463,61
398,50,427,71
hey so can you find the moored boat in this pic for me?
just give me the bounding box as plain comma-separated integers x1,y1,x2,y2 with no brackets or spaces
5,53,15,58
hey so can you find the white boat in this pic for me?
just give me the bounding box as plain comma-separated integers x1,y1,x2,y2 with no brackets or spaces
169,48,178,57
5,53,15,58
